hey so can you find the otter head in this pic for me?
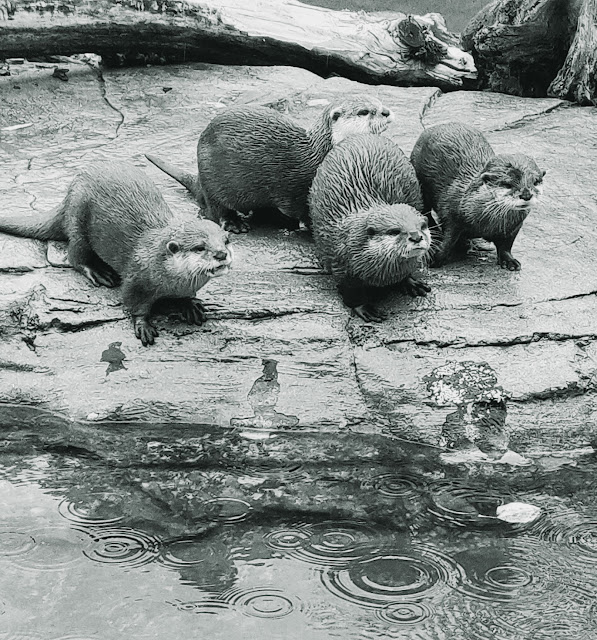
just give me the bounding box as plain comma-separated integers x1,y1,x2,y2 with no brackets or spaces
349,204,431,287
165,219,233,290
479,154,545,210
328,94,394,144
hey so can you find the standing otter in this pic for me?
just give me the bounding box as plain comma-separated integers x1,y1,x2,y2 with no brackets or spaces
309,134,432,322
146,95,394,233
410,122,545,271
0,162,232,346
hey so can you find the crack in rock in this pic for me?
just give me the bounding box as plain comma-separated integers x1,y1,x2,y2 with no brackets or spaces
490,101,571,133
84,60,125,138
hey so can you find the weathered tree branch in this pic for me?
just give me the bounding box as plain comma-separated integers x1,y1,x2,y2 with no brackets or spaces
548,0,597,104
0,0,476,89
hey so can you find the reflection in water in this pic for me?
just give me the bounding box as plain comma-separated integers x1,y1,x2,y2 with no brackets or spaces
0,449,597,639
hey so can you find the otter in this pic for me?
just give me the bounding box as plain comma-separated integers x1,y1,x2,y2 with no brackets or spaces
146,94,394,233
0,162,232,346
410,122,545,271
309,134,432,322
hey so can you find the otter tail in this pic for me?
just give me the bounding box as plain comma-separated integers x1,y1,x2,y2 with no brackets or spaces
0,207,67,241
145,153,201,200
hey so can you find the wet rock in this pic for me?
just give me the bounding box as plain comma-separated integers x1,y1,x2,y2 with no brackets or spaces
0,61,596,471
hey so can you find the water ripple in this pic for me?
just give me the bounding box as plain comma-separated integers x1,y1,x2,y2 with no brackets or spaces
265,521,379,567
84,528,161,568
240,460,305,480
321,543,463,608
158,536,221,569
0,531,36,557
220,586,297,619
375,601,434,625
428,480,508,528
202,497,253,523
168,597,233,616
57,493,126,527
11,527,90,571
361,473,423,498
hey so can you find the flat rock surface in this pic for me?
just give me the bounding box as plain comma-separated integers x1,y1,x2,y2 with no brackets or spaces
1,59,596,475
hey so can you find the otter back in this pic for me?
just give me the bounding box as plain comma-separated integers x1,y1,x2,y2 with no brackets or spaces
198,106,316,217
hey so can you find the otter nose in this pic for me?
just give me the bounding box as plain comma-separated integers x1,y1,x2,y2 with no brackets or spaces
214,250,228,261
520,189,533,201
409,231,423,243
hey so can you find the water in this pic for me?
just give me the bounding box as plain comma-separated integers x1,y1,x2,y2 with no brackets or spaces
1,430,597,639
302,0,489,33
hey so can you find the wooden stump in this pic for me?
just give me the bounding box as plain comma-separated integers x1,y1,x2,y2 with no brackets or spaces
0,0,477,90
463,0,597,105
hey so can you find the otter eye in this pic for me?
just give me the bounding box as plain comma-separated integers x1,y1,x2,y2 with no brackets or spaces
387,228,401,236
534,177,543,186
366,227,376,237
167,241,180,254
357,109,370,116
224,236,230,245
192,245,205,252
421,219,428,230
382,108,390,117
501,181,514,188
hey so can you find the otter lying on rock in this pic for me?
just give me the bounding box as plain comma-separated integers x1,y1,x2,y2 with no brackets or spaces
309,134,432,322
146,94,394,233
410,122,545,271
0,162,232,346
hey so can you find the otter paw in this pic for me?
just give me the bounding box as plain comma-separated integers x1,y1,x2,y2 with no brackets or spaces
499,257,521,271
81,265,120,288
353,304,385,323
181,299,207,326
223,218,251,234
401,276,431,297
133,317,159,346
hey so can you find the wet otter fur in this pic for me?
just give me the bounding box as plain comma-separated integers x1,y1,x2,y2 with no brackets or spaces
0,162,232,346
309,134,432,322
410,122,545,271
146,94,394,233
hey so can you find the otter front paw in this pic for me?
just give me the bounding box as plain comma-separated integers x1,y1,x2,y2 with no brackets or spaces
222,214,251,234
180,299,207,325
498,251,521,271
401,276,431,297
81,265,121,288
133,317,159,346
353,304,385,323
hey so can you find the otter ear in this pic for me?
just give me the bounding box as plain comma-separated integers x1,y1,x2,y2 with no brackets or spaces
541,169,546,177
330,107,343,122
167,240,180,254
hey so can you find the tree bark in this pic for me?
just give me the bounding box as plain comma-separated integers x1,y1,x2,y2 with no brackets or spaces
462,0,580,98
0,0,476,90
548,0,597,104
463,0,597,105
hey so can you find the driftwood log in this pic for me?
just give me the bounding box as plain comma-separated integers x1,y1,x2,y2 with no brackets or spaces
0,0,476,89
463,0,597,105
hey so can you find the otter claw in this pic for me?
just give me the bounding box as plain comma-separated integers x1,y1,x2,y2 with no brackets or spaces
353,304,385,323
498,255,521,271
223,218,251,234
134,317,158,346
402,276,431,297
181,299,207,325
